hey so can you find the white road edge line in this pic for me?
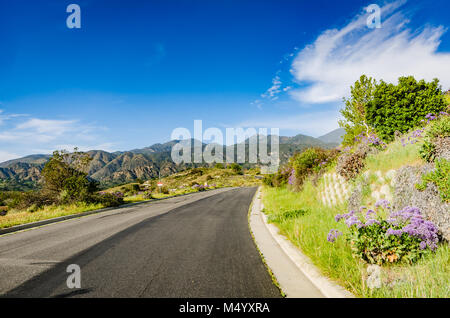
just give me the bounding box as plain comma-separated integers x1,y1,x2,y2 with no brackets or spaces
250,186,354,298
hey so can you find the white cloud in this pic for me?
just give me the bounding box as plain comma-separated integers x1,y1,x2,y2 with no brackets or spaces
0,151,19,163
0,111,114,159
239,110,341,137
290,0,450,104
16,118,77,136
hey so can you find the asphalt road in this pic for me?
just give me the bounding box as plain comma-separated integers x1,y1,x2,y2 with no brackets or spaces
0,187,281,298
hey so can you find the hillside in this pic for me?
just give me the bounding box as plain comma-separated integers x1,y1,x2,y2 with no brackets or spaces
261,75,450,298
318,128,345,144
0,131,339,189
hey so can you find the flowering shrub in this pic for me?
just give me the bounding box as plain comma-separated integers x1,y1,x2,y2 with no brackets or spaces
329,200,440,265
355,132,387,150
289,148,338,189
262,165,291,187
401,128,424,147
288,168,296,186
265,148,338,189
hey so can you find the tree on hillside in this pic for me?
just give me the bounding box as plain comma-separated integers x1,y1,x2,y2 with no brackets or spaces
366,76,447,142
339,75,377,146
41,148,98,202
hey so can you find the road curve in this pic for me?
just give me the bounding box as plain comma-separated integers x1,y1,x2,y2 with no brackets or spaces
0,187,281,298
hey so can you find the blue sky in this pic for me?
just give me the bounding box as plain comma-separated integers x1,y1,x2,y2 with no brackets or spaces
0,0,449,161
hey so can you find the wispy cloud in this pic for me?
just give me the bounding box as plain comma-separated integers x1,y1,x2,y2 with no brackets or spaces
261,74,282,101
0,111,114,160
16,118,77,136
0,109,27,126
289,0,450,104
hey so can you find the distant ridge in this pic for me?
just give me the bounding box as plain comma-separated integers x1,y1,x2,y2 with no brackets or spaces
0,129,341,189
318,128,345,145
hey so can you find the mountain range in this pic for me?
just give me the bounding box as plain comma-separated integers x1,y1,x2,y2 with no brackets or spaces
0,128,344,190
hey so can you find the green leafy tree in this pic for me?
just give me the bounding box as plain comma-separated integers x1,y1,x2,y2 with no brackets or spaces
339,75,377,146
41,148,97,202
366,76,446,142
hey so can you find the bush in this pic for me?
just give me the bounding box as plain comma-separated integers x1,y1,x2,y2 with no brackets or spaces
329,201,440,265
416,158,449,203
366,76,447,142
93,192,124,207
214,163,224,169
122,183,141,196
14,191,57,211
336,144,369,180
289,148,330,189
263,174,275,187
228,163,243,175
143,192,153,200
263,165,292,188
160,186,169,194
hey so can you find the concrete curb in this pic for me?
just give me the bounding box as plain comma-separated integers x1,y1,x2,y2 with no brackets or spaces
251,187,354,298
0,188,230,236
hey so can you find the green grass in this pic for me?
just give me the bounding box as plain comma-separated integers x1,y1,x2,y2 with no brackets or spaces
262,184,450,298
262,184,364,296
364,138,424,173
0,202,104,229
370,244,450,298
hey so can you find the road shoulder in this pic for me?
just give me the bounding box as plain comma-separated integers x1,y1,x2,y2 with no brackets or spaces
249,187,353,298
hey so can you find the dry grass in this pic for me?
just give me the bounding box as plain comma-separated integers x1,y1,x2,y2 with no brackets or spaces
0,202,104,229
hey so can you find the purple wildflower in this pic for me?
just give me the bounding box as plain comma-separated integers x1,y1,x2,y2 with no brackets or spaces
365,219,380,226
366,209,376,218
327,229,343,243
288,168,295,185
375,199,391,210
345,216,362,228
386,228,403,237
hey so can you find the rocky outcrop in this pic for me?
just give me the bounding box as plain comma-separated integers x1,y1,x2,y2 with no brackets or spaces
393,164,450,241
434,136,450,161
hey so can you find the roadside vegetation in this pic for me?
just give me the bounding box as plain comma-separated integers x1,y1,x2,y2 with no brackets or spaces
263,75,449,298
0,155,260,229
